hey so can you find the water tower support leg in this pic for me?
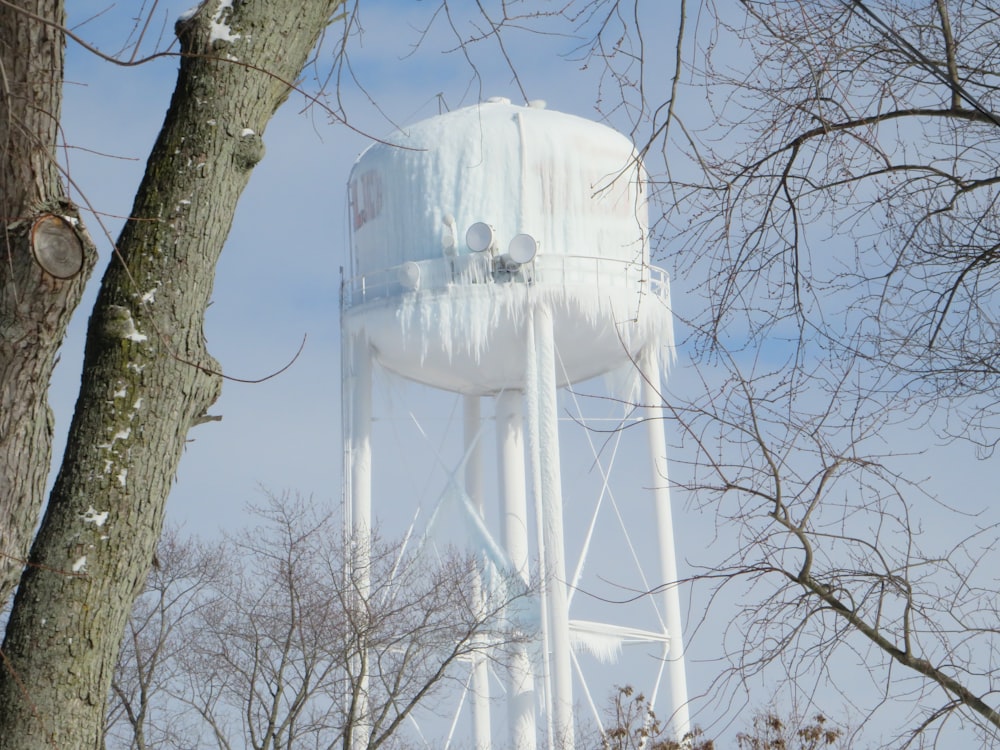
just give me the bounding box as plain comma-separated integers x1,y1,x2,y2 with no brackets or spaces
346,334,373,550
639,348,691,741
529,304,574,750
465,396,493,750
496,389,536,750
344,332,373,750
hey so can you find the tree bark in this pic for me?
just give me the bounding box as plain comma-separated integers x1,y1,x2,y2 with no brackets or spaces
0,1,343,747
0,0,98,603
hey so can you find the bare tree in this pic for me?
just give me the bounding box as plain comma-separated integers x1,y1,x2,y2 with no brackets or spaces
583,685,716,750
735,710,844,750
681,0,1000,394
106,528,228,750
582,685,847,750
628,1,1000,745
106,492,532,750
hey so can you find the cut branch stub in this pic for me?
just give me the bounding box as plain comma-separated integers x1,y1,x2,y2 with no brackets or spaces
30,214,84,279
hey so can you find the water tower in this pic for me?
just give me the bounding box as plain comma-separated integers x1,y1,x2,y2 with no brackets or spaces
341,98,688,749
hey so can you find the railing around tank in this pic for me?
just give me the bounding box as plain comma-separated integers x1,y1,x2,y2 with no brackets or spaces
341,254,670,310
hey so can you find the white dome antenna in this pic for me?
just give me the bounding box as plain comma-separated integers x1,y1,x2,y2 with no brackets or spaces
507,233,538,265
466,222,496,253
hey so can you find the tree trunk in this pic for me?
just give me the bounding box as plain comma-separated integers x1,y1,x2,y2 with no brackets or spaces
0,2,343,747
0,0,98,603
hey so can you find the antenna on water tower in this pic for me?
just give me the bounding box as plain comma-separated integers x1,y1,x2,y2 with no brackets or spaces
341,97,689,750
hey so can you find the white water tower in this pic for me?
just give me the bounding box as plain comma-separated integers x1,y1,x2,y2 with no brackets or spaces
341,98,688,749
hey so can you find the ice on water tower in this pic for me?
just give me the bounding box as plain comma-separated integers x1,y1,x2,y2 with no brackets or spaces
341,98,689,749
344,96,667,393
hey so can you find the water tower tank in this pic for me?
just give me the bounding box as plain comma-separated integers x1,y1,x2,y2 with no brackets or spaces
342,98,671,395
